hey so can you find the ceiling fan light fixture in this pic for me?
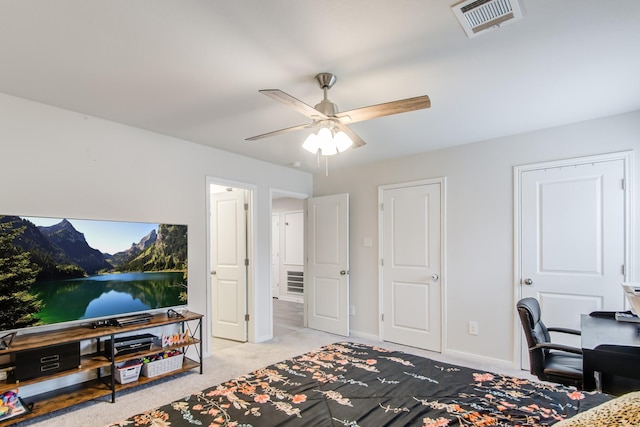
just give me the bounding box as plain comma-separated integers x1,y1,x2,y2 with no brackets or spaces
303,126,353,157
321,144,337,156
302,133,320,154
334,131,353,152
318,128,337,156
317,127,332,139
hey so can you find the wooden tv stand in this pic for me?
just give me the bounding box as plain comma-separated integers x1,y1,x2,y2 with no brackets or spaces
0,311,202,425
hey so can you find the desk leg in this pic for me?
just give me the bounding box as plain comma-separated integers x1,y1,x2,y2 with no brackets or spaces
582,350,597,391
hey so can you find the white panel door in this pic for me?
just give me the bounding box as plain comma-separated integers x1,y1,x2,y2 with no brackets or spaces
271,213,280,298
307,194,349,336
211,189,247,342
519,157,627,365
381,182,442,352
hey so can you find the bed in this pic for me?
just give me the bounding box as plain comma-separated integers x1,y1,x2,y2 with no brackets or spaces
105,342,611,426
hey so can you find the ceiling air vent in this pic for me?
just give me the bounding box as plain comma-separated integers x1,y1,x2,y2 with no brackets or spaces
452,0,523,38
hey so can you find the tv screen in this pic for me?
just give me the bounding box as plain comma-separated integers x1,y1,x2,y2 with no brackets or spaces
0,215,187,333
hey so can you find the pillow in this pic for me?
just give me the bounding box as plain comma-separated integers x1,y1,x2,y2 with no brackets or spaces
554,391,640,427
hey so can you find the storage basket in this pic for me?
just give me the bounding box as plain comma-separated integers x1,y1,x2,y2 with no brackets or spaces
114,361,142,384
141,353,184,378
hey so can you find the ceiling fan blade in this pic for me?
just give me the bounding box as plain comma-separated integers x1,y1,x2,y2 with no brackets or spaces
259,89,328,120
334,121,366,148
245,123,310,141
336,95,431,124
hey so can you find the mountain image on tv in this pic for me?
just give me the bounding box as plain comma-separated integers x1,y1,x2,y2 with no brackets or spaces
0,215,188,332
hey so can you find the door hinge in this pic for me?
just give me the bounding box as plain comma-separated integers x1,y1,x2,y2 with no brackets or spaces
622,264,625,275
381,258,384,266
622,179,626,190
245,314,250,322
381,314,384,322
244,203,249,211
380,203,384,211
245,258,249,266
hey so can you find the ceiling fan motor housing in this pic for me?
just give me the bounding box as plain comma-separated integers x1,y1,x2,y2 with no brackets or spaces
314,99,338,116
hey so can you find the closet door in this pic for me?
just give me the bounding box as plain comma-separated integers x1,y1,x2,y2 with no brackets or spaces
306,194,349,336
517,155,628,367
381,181,442,352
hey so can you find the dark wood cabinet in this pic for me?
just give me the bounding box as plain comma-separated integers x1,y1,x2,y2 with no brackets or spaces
0,311,202,425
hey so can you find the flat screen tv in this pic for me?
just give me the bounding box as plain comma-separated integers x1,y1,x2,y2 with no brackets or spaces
0,215,187,335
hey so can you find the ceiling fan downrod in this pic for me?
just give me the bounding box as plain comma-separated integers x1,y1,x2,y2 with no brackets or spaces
314,73,338,116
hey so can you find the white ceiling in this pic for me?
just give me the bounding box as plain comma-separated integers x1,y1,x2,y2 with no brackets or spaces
1,1,639,173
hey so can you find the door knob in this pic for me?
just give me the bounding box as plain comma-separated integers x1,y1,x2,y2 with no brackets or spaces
523,278,533,285
432,273,439,281
211,271,217,275
340,270,348,275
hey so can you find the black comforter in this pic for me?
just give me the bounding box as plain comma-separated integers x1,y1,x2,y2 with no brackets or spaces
106,342,610,426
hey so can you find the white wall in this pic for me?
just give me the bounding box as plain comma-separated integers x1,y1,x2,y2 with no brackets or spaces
0,92,313,350
313,110,640,365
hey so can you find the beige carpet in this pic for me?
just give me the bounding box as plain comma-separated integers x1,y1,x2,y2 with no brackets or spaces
20,303,534,426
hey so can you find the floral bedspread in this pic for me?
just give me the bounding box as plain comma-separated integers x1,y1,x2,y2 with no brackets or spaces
106,342,610,426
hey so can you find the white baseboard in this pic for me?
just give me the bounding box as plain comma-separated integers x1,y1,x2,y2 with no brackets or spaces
348,330,380,342
443,348,516,371
344,333,518,373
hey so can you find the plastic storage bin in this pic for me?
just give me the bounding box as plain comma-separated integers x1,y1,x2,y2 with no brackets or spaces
141,352,184,378
114,360,142,384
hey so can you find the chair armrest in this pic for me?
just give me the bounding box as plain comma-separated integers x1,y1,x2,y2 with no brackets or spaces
547,327,581,336
532,342,583,355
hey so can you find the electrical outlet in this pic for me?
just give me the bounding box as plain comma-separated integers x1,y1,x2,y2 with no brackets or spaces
468,321,479,335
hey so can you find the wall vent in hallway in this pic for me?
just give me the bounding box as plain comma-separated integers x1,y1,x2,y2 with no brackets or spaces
287,271,304,294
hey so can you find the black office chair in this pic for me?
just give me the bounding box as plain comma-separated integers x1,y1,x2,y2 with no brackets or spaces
517,297,583,389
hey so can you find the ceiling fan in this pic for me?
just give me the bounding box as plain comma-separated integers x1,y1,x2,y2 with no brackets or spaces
246,73,431,152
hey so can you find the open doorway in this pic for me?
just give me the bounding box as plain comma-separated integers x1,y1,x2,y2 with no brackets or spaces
271,190,307,338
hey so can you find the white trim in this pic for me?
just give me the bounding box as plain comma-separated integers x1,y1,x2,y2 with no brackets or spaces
349,330,380,343
444,349,514,371
270,188,309,200
512,150,634,369
378,177,447,352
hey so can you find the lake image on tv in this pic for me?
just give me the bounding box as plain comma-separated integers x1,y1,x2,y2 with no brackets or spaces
0,215,188,331
31,272,186,324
